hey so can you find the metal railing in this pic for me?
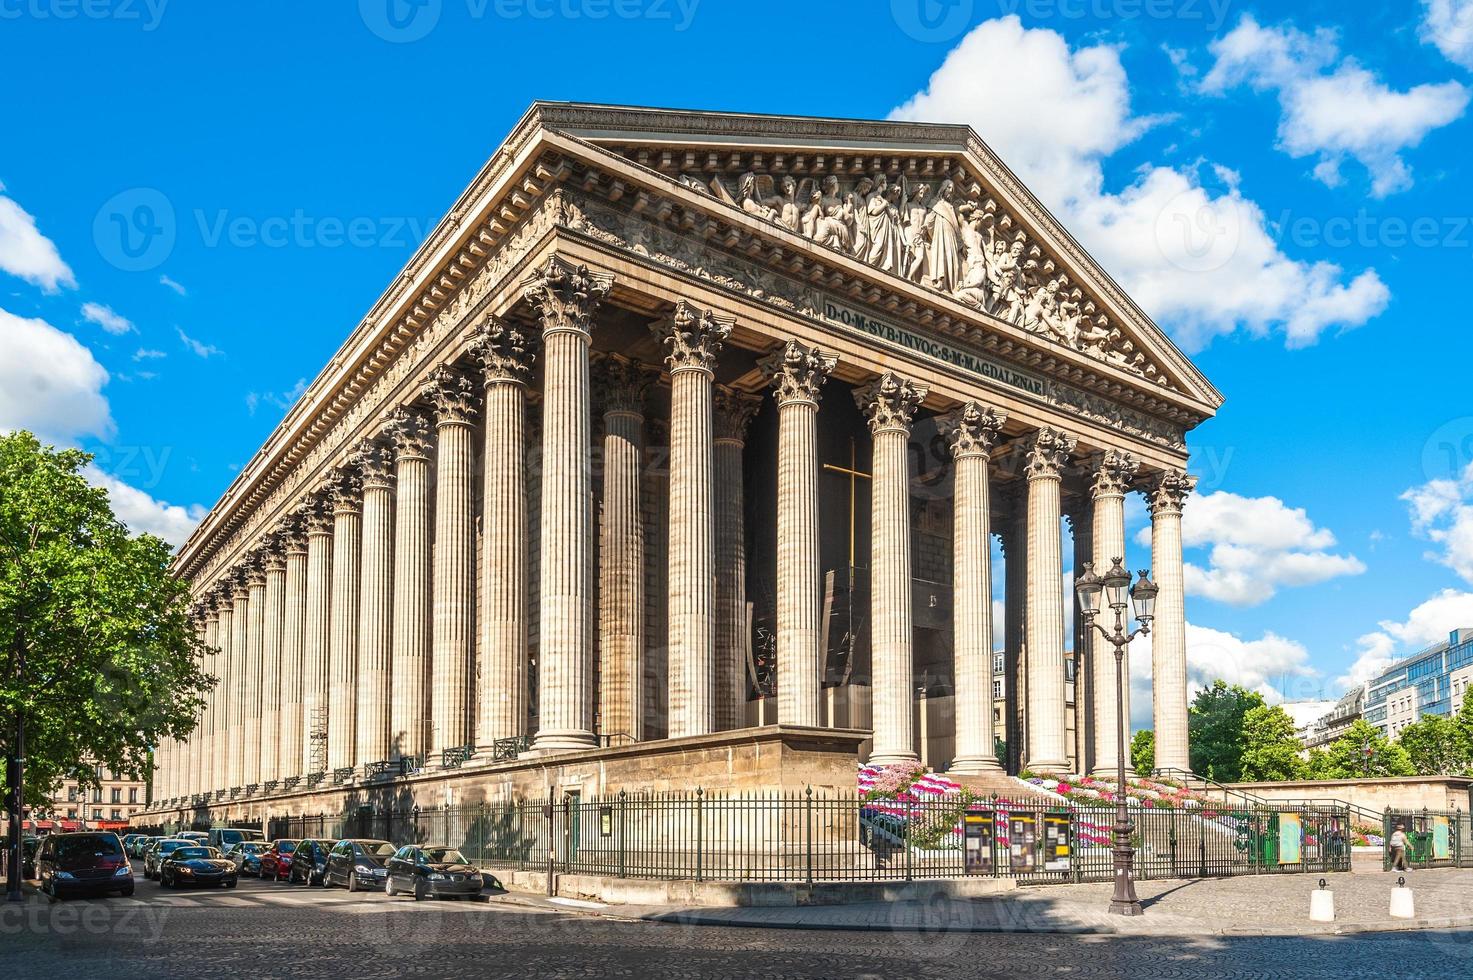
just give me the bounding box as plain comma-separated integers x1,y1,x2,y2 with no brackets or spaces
266,792,1350,884
1383,809,1473,870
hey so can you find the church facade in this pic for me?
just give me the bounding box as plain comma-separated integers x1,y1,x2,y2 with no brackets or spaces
145,103,1220,825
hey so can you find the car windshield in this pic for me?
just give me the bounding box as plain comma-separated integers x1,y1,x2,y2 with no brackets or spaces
423,848,467,865
276,841,296,852
158,840,187,852
356,841,396,859
173,847,213,860
54,836,122,860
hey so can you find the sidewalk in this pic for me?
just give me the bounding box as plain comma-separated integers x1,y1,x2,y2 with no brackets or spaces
493,867,1473,938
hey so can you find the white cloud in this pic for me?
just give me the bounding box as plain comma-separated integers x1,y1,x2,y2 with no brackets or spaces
245,377,308,417
176,326,221,358
890,15,1389,351
1338,588,1473,688
159,274,187,296
1134,491,1365,605
0,181,74,292
82,463,205,548
81,301,136,336
1203,15,1469,196
1421,0,1473,70
1402,462,1473,583
133,348,166,361
0,306,113,442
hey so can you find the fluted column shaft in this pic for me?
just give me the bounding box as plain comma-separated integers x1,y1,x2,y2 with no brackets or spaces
1024,429,1076,775
713,388,758,732
227,588,248,789
1002,499,1027,774
357,448,395,766
1148,471,1195,772
387,410,432,763
426,371,477,759
1070,510,1093,775
211,603,232,793
328,483,363,774
1089,451,1137,777
279,536,307,779
260,557,285,784
242,574,265,787
195,614,218,796
302,514,333,774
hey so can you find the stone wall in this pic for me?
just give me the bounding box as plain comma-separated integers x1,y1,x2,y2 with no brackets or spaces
1229,777,1473,814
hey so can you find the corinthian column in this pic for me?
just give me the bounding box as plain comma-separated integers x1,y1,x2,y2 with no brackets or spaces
301,500,333,776
856,372,928,765
1088,450,1139,777
654,300,732,739
1146,469,1195,773
260,547,286,786
1023,427,1077,775
525,257,610,753
423,367,478,761
385,407,432,764
242,562,266,789
713,385,760,732
945,402,1007,774
327,469,363,775
196,607,219,796
594,354,654,743
468,317,535,749
278,523,308,781
1000,487,1027,773
761,340,835,729
355,440,396,767
1068,507,1093,775
228,576,249,791
211,591,233,794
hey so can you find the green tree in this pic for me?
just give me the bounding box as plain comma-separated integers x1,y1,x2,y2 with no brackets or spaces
1452,696,1473,763
1187,680,1265,781
1238,704,1305,781
1,431,212,809
1312,719,1413,779
1130,729,1155,775
1396,714,1470,776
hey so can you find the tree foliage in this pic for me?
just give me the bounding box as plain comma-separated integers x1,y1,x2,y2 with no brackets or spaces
1,431,213,808
1397,714,1469,776
1187,681,1265,782
1308,718,1414,779
1238,704,1305,781
1130,729,1155,775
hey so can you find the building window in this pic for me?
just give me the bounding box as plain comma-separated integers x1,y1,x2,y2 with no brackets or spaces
66,809,76,819
129,788,138,804
111,809,121,821
992,679,1003,699
111,788,121,804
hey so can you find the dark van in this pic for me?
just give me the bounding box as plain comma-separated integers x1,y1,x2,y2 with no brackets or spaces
37,832,135,901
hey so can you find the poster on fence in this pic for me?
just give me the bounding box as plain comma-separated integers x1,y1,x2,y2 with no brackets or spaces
1433,816,1450,860
963,811,994,875
1008,814,1037,873
1278,812,1302,865
1043,811,1071,872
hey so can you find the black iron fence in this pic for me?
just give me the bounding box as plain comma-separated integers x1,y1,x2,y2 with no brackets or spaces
267,792,1351,884
1383,809,1473,869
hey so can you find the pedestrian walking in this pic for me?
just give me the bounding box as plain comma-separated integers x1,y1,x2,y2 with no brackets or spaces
1389,823,1410,871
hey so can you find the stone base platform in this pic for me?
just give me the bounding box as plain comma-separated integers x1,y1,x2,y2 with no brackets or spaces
138,725,869,828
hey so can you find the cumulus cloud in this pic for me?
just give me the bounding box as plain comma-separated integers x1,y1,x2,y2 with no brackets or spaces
1402,462,1473,583
82,463,206,548
0,181,75,292
1203,14,1469,196
1134,490,1365,605
81,301,136,336
1337,588,1473,688
1421,0,1473,70
0,306,113,442
890,15,1389,351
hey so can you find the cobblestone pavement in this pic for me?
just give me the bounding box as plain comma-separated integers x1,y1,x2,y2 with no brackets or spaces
5,866,1473,978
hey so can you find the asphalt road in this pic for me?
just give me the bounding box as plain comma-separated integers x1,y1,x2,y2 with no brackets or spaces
3,861,1471,979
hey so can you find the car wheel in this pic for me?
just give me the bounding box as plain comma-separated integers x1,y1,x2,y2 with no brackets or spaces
347,871,358,893
226,880,237,889
385,877,397,898
413,881,425,902
121,887,135,897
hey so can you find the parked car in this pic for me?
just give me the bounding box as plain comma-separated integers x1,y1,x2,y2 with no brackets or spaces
259,839,297,881
225,840,268,876
177,831,210,845
126,835,158,859
207,827,264,853
287,839,337,886
36,832,134,901
2,836,40,879
323,839,395,892
143,838,193,879
384,844,485,901
159,845,237,889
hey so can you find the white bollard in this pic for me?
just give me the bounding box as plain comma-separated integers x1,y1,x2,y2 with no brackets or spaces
1309,878,1335,922
1390,876,1415,919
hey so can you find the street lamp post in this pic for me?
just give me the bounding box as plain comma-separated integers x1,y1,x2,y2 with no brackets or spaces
1076,556,1157,917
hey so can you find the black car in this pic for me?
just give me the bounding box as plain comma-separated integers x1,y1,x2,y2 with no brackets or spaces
36,832,134,901
384,844,486,900
287,839,338,886
225,840,268,876
143,838,193,879
324,839,395,892
159,845,237,889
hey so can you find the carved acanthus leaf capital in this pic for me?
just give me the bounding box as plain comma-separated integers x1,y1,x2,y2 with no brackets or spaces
326,467,363,516
1023,427,1077,480
383,405,433,460
760,339,836,407
654,300,732,373
943,402,1007,459
592,353,657,416
353,439,396,490
522,255,611,336
1088,449,1139,498
855,371,928,434
714,386,762,443
465,314,534,384
263,547,287,574
298,496,334,536
1145,469,1196,516
422,366,478,426
229,570,252,602
277,518,308,556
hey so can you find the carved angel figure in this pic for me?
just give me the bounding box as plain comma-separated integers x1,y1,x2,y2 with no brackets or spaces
865,175,906,274
739,173,779,223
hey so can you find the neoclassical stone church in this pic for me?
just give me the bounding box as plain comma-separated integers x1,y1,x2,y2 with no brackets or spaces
147,103,1220,824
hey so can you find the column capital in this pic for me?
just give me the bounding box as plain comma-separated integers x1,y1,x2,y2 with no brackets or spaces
714,386,761,443
299,496,334,537
855,371,928,434
465,314,535,385
263,549,287,574
1087,448,1139,498
278,520,308,556
383,405,434,460
1145,468,1197,516
943,402,1007,459
522,255,611,337
760,339,836,407
326,467,363,517
354,439,396,490
592,353,656,416
1022,427,1077,480
654,299,731,374
229,570,252,602
422,366,479,427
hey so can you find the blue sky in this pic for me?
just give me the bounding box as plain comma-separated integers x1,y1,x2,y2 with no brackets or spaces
4,0,1473,722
